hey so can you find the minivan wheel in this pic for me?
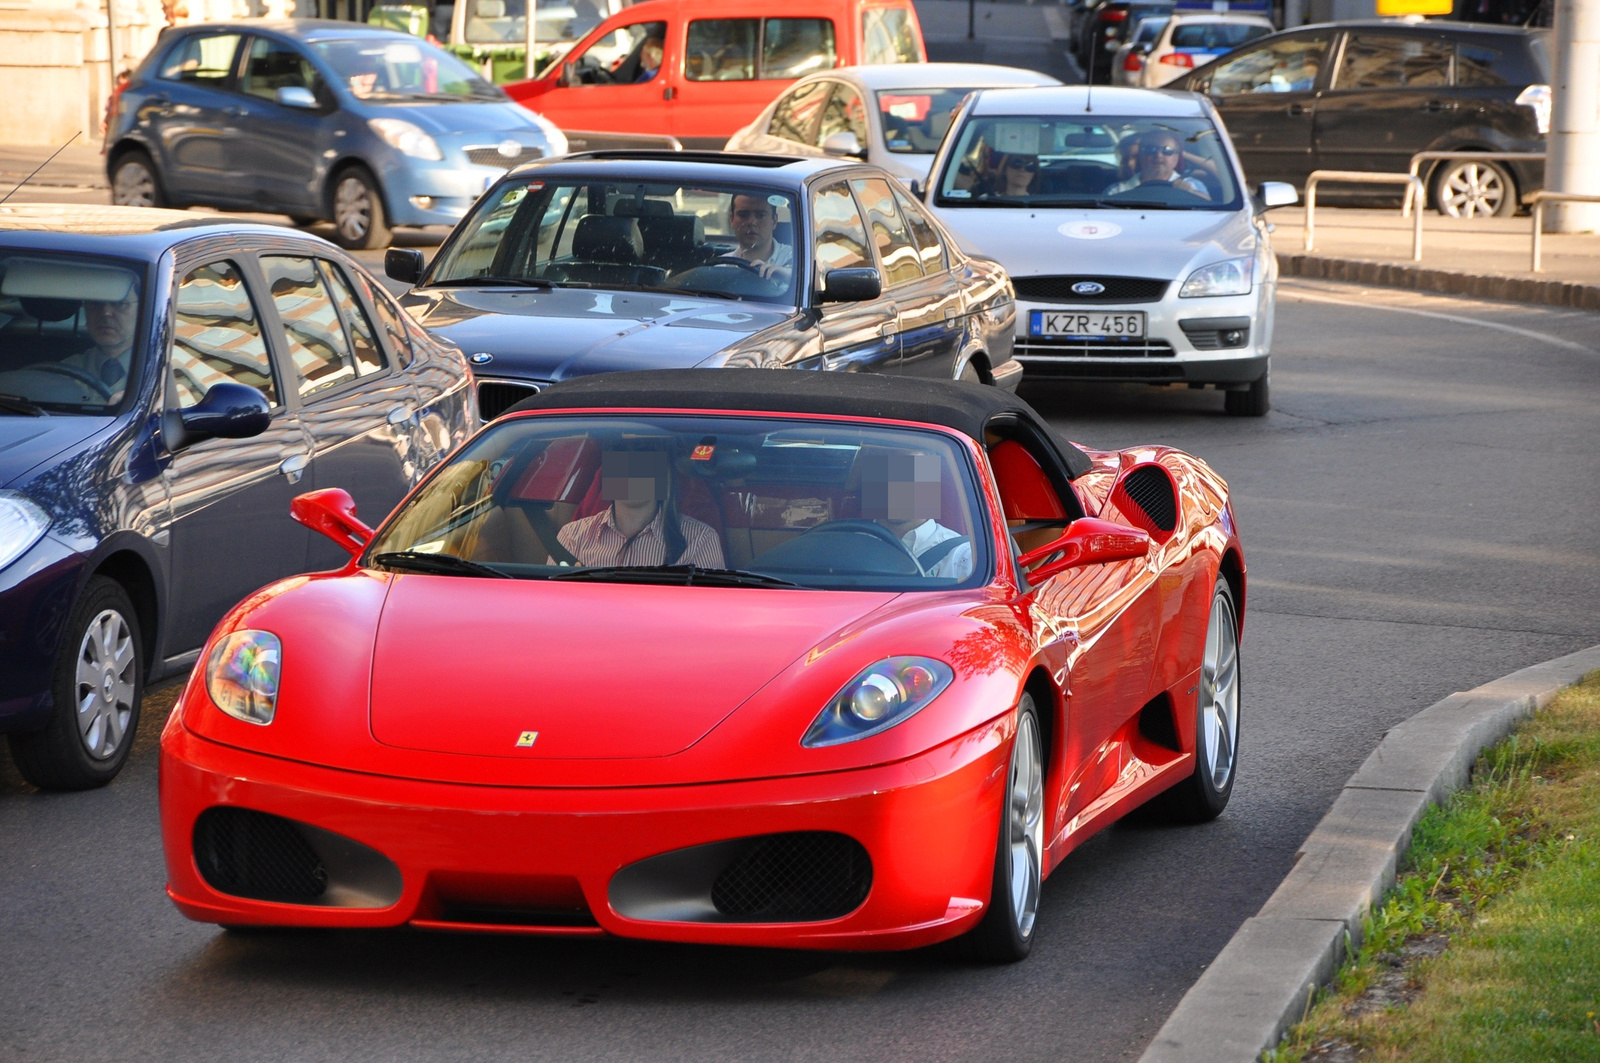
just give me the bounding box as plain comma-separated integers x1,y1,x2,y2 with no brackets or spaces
329,166,391,250
8,577,145,790
1434,159,1515,218
111,149,166,209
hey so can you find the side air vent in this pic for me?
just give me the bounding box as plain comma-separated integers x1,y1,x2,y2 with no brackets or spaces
192,807,403,908
1112,463,1178,542
477,379,544,420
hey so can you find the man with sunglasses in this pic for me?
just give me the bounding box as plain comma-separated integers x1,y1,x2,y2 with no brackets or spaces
1102,130,1210,200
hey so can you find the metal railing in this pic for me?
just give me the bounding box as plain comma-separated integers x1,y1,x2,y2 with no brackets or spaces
1526,191,1600,272
1401,151,1546,216
1304,170,1426,261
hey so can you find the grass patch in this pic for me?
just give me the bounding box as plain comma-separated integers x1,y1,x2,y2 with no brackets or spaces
1267,670,1600,1063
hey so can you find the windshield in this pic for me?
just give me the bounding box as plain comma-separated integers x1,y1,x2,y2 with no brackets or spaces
936,114,1241,210
460,0,606,46
0,252,144,415
312,38,503,101
429,179,801,303
877,88,978,154
365,414,991,591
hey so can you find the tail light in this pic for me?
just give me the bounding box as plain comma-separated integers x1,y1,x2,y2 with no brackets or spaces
1102,9,1127,20
1124,52,1143,71
1159,53,1195,68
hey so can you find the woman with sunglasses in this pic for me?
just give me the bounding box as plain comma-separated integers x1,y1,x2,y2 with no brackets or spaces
1102,131,1210,200
978,150,1039,197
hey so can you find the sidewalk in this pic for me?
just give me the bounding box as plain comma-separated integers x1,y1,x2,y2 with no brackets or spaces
1271,206,1600,310
0,140,107,191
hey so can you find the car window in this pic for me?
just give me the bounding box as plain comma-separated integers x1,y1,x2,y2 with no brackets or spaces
818,84,870,147
0,253,146,414
320,262,385,378
158,33,242,85
769,79,832,143
356,272,416,368
1335,34,1451,90
1133,17,1168,44
893,185,947,272
240,37,322,100
812,180,873,286
877,88,973,153
563,21,666,85
259,255,366,397
1170,22,1269,50
687,19,756,81
170,261,278,409
762,19,837,80
1455,44,1507,87
862,7,921,65
850,177,923,287
1204,34,1330,95
311,37,501,100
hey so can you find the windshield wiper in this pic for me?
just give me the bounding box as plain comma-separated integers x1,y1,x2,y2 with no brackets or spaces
432,275,552,289
546,564,799,588
370,550,512,579
0,393,46,416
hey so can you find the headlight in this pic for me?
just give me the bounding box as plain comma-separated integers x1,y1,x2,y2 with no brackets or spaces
1179,257,1254,298
0,491,49,572
369,118,443,161
205,630,282,726
801,656,954,747
1515,84,1550,136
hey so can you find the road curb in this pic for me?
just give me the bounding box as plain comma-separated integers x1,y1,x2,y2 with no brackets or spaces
1277,252,1600,311
1137,643,1600,1063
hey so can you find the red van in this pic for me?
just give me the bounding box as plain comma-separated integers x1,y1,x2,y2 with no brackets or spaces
504,0,926,148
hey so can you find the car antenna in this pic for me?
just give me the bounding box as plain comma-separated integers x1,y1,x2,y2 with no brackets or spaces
1085,73,1093,113
0,132,81,207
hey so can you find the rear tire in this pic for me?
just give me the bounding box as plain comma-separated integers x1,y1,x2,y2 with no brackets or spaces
329,166,391,250
1153,578,1239,823
1224,374,1269,417
8,577,144,790
1433,158,1516,218
961,694,1043,963
110,149,167,209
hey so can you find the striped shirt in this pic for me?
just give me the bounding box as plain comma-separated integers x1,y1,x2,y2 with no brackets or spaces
557,503,725,569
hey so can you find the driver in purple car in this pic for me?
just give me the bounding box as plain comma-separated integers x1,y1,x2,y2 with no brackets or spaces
720,194,793,281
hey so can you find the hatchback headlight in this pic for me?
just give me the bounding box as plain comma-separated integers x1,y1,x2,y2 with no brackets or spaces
802,656,954,747
1180,257,1254,298
205,630,282,725
369,118,443,161
0,491,49,572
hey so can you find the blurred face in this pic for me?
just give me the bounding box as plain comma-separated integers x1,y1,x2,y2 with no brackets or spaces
729,195,776,251
1119,137,1141,176
1138,133,1181,182
1000,153,1037,194
641,40,663,70
85,291,138,354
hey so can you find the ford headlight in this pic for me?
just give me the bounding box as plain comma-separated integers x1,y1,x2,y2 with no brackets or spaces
1180,257,1254,298
205,630,282,725
369,118,443,161
802,656,954,747
0,491,49,572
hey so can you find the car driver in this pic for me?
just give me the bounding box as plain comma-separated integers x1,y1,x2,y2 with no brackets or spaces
861,451,973,579
557,449,725,568
55,285,140,404
1102,130,1210,200
721,194,793,281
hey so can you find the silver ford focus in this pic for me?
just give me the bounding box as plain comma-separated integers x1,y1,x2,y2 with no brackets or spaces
918,86,1296,416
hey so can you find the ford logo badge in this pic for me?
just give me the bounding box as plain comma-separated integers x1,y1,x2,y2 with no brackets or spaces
497,139,522,159
1071,281,1106,295
469,352,494,365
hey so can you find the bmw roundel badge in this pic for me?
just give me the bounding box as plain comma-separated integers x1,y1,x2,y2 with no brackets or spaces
1071,281,1106,296
469,351,494,365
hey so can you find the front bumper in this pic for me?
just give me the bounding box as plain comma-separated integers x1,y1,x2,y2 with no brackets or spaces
0,535,84,732
159,714,1008,950
377,133,558,227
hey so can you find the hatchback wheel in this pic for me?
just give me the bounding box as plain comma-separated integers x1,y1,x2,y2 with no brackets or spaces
1434,159,1515,218
111,150,166,209
329,167,391,250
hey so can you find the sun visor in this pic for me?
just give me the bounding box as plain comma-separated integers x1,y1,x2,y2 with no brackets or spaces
1,259,137,302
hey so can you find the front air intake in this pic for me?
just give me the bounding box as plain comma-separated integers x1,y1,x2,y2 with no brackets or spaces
710,832,872,921
194,807,328,902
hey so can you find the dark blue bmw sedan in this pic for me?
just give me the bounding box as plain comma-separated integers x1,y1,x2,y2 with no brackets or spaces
0,206,475,789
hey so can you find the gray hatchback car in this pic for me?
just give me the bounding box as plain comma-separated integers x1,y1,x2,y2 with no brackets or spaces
105,21,568,249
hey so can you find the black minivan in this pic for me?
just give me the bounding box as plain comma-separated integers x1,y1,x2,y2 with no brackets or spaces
1173,21,1549,216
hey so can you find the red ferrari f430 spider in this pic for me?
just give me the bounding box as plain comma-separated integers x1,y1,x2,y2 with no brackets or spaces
160,370,1244,961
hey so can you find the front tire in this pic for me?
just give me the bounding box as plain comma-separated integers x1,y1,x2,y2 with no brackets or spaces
1155,578,1239,823
329,166,391,250
8,577,144,790
110,149,167,208
962,693,1044,962
1433,158,1516,218
1224,373,1269,417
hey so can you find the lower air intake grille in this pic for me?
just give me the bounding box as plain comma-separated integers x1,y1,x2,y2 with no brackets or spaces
464,145,544,169
710,832,871,921
1118,464,1178,533
194,807,328,902
1017,338,1177,359
477,380,543,420
1012,275,1169,303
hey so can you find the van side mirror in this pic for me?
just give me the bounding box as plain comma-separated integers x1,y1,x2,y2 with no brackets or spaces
819,267,882,303
1017,517,1149,583
290,488,374,557
1255,181,1298,211
385,248,425,284
821,131,865,158
171,382,271,447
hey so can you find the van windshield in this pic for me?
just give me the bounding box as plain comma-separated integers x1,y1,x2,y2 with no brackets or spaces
458,0,605,48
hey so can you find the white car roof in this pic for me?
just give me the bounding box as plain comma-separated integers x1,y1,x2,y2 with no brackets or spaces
832,63,1062,91
968,86,1209,118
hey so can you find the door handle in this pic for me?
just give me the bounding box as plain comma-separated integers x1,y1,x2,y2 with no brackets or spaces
1286,102,1306,116
663,85,676,100
223,105,249,118
386,404,414,426
279,453,309,484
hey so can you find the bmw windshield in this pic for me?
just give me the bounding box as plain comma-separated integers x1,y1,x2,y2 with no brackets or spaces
936,115,1242,210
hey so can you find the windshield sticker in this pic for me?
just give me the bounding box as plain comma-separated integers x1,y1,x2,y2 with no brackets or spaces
992,122,1041,155
1059,221,1122,240
946,189,972,198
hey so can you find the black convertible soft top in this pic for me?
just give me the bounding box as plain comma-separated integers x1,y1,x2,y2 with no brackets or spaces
505,369,1093,479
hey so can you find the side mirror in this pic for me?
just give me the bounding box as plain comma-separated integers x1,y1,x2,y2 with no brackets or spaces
1016,517,1149,583
821,130,865,158
559,62,578,87
1255,181,1299,211
173,382,271,446
819,267,882,304
907,177,924,198
290,488,374,557
275,86,318,109
385,247,426,284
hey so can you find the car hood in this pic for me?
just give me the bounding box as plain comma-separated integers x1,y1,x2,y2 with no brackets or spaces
370,99,551,135
368,576,896,760
931,206,1255,280
406,287,798,382
0,416,112,490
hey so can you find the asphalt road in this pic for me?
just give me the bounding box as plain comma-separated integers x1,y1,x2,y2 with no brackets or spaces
3,276,1598,1062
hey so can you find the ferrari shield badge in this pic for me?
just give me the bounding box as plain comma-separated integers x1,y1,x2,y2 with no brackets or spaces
515,731,539,748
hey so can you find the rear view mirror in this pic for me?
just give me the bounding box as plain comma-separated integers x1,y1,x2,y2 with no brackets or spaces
821,131,865,159
1256,181,1298,211
275,86,318,110
173,382,271,447
290,488,374,557
385,248,425,285
820,267,882,304
1017,517,1150,583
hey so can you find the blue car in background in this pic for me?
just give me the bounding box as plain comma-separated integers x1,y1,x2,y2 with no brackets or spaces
0,208,475,789
105,21,568,249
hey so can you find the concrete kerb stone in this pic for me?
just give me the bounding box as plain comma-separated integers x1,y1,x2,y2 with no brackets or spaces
1137,643,1600,1063
1277,252,1600,311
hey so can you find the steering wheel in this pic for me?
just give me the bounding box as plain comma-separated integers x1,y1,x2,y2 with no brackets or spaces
709,257,765,275
23,362,117,401
800,519,917,560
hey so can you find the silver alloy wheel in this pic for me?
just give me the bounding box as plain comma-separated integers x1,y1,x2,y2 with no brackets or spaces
1006,709,1045,939
334,175,373,243
1200,589,1240,790
1438,161,1507,218
75,608,137,760
112,160,156,207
